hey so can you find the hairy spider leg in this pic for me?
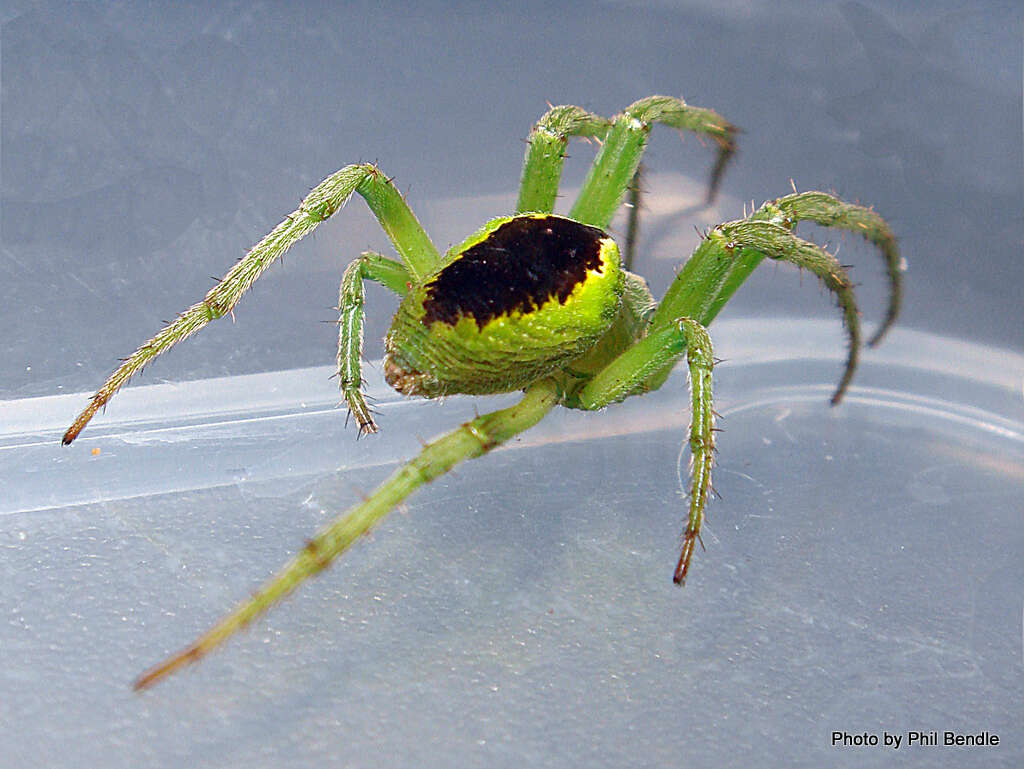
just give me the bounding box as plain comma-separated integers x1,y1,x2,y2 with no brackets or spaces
62,164,440,444
515,97,736,268
646,218,861,403
337,251,411,435
133,379,559,690
623,163,645,272
572,318,715,585
569,95,737,230
516,102,645,265
516,104,614,215
645,193,901,403
749,191,902,346
647,217,864,399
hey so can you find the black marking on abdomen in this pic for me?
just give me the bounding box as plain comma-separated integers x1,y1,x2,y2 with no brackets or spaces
422,215,607,329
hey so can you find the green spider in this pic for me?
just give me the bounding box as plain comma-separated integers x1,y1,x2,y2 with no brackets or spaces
62,96,901,690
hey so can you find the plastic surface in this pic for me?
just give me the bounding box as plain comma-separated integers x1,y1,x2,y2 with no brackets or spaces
3,321,1023,767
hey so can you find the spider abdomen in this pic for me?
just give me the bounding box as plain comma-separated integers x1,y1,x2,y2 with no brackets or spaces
384,214,623,397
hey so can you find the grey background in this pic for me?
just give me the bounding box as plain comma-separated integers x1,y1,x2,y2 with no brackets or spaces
3,0,1021,397
2,1,1021,767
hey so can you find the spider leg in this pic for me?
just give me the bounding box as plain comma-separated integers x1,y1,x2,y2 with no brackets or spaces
573,318,715,585
133,379,558,690
750,191,902,346
622,163,645,272
514,101,646,269
569,95,737,229
516,104,614,214
63,164,440,444
650,219,861,403
337,251,411,435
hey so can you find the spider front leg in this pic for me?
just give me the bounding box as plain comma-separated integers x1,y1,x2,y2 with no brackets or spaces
516,96,737,221
336,251,411,435
749,191,902,346
63,164,440,444
650,215,871,403
515,102,643,268
134,379,559,689
570,95,738,229
570,318,715,585
516,104,613,214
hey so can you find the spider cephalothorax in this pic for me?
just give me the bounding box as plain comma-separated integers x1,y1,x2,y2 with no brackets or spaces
61,96,901,689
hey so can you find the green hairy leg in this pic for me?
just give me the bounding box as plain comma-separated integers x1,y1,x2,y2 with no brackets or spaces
62,164,438,445
648,192,901,403
516,104,613,214
692,192,902,349
750,191,902,345
622,164,645,272
337,252,411,435
574,318,715,584
516,96,736,220
134,379,559,690
569,95,737,229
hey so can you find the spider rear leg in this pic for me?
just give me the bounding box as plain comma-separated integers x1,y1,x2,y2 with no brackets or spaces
337,252,411,435
572,318,715,585
63,163,440,444
570,95,738,229
133,379,559,690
